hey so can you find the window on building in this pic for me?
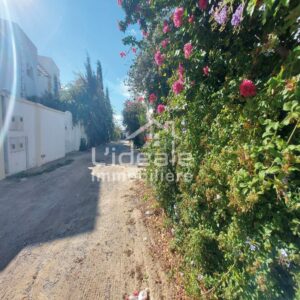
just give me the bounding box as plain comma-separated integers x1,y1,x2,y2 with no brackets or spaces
10,116,24,131
9,137,26,153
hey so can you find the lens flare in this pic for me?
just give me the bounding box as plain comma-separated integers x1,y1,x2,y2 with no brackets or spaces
0,0,18,149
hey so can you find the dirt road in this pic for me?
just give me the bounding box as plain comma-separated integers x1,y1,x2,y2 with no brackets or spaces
0,142,174,300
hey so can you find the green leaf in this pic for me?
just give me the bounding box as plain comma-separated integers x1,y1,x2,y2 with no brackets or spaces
266,166,281,174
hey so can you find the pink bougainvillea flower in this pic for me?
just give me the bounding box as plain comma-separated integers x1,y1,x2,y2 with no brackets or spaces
184,43,193,59
117,0,123,6
240,79,257,97
132,47,137,54
178,63,185,81
173,7,184,28
120,51,126,58
154,50,165,66
199,0,208,10
163,20,170,34
173,80,185,95
161,39,169,49
203,65,210,76
149,93,157,104
157,104,166,114
188,15,195,23
142,31,149,38
137,96,144,102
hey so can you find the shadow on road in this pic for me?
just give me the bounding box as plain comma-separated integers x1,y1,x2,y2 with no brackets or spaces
0,141,134,271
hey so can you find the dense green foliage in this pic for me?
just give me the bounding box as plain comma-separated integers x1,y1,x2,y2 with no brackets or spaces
61,57,114,146
120,0,300,298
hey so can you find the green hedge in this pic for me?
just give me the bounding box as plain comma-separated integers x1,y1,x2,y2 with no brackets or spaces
120,0,300,298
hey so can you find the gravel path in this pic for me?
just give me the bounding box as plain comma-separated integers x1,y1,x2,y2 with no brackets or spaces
0,142,173,300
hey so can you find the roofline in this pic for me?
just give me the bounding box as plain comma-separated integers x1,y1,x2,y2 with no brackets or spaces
38,55,60,73
0,18,38,52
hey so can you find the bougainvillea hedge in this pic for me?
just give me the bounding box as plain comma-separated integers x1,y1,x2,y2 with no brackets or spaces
119,0,300,298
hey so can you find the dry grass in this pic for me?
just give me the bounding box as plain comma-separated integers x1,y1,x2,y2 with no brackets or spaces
132,180,191,300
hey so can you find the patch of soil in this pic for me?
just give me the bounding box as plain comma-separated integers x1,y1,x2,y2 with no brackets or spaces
132,180,190,300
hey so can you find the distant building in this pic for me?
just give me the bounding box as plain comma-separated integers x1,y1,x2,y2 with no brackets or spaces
37,55,60,97
0,19,60,98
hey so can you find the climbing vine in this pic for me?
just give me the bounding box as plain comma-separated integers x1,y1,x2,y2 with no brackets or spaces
119,0,300,298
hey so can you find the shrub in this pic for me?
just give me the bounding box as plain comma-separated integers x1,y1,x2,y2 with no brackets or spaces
120,0,300,298
79,138,88,151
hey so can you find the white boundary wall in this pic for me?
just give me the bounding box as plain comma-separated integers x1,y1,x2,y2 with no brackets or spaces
0,96,5,180
0,96,86,177
64,111,87,154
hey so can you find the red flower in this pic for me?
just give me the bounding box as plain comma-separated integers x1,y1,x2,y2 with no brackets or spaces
240,79,257,97
133,291,139,296
132,47,137,54
149,93,157,104
173,80,185,95
173,7,184,28
203,65,210,76
163,20,170,34
184,43,193,59
120,51,126,58
154,51,165,66
178,63,185,81
188,15,195,23
157,104,166,114
199,0,208,10
117,0,123,6
137,96,144,102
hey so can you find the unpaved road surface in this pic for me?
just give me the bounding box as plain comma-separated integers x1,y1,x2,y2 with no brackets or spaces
0,142,174,300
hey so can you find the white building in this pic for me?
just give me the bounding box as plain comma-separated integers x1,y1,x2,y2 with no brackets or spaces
0,20,86,180
0,19,38,98
0,19,60,98
37,55,60,97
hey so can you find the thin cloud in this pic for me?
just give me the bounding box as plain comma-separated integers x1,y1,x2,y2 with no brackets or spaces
114,114,124,129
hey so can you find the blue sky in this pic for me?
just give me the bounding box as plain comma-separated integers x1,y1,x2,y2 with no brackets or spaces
1,0,139,116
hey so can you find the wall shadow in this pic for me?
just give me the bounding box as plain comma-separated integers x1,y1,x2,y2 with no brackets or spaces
0,151,100,271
